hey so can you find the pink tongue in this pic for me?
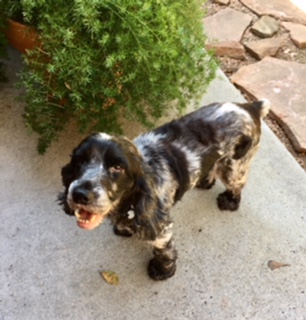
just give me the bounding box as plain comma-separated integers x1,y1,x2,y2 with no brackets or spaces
79,209,94,220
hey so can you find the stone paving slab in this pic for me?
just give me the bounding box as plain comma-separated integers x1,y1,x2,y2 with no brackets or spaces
240,0,306,25
207,41,245,59
203,7,252,58
231,56,306,153
250,15,279,38
244,37,282,59
282,22,306,49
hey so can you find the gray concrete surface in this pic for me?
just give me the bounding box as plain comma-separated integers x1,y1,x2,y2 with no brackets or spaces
1,47,306,320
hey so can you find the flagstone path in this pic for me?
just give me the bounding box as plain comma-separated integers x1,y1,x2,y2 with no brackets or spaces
203,0,306,157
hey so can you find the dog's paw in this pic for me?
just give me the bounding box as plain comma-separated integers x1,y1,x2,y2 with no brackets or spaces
196,177,216,190
217,191,241,211
148,258,176,281
113,225,133,237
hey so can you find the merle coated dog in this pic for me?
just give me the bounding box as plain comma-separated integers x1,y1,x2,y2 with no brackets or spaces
59,100,270,280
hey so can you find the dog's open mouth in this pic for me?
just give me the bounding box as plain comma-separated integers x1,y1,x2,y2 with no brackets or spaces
74,209,104,230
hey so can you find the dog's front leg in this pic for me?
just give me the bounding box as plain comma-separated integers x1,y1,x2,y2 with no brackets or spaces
148,222,177,281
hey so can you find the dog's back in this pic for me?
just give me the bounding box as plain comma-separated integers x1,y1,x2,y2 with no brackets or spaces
138,100,270,149
135,100,270,208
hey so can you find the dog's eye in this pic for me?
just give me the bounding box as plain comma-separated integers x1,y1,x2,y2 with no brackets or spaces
109,165,124,174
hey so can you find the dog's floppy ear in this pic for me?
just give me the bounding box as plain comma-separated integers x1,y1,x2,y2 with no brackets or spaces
58,163,74,215
61,163,74,188
58,191,74,215
113,137,169,240
131,176,168,241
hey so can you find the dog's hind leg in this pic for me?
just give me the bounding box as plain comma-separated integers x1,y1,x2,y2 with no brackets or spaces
148,222,177,281
217,189,242,211
196,149,221,190
196,172,216,190
217,132,260,211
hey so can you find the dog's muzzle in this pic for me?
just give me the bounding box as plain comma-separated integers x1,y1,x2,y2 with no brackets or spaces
74,208,105,230
68,183,110,230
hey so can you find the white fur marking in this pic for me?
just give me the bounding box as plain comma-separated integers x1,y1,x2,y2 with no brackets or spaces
173,143,202,186
127,210,135,219
151,223,173,249
217,103,250,118
134,132,165,149
259,99,271,117
97,133,111,140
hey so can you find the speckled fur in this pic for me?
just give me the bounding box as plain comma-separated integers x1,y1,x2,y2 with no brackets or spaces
59,100,270,280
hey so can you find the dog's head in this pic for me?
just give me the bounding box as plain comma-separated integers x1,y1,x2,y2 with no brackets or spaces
59,133,144,230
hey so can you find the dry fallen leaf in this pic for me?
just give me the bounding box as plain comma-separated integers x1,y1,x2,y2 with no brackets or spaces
100,271,119,285
267,260,291,271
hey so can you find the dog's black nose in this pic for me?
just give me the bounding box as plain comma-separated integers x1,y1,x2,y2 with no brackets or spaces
72,187,92,205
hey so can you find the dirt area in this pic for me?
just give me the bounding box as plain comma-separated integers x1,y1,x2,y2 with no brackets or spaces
204,0,306,171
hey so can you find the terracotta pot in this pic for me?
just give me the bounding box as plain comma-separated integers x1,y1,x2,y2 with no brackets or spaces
5,19,40,54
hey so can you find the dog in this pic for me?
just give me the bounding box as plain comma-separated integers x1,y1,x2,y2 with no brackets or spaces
59,100,270,280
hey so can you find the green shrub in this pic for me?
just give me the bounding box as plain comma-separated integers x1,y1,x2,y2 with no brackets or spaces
19,0,216,153
1,0,40,25
0,9,8,82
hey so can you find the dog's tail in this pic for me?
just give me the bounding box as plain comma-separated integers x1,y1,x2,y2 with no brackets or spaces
255,99,271,118
240,99,270,120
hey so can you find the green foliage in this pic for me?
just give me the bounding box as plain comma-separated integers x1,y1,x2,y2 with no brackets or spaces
0,6,8,82
18,0,216,153
1,0,40,24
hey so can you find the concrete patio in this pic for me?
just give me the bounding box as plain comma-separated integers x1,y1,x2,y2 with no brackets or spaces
1,47,306,320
